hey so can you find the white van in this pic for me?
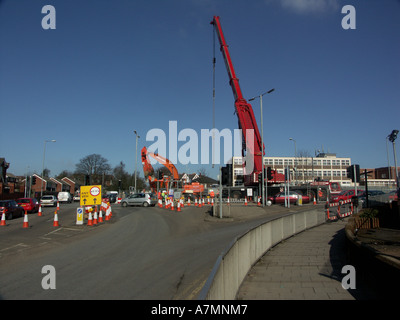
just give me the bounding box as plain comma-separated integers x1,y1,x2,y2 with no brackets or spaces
58,192,72,203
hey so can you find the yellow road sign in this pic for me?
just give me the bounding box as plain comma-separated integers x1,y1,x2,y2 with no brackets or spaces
80,185,102,206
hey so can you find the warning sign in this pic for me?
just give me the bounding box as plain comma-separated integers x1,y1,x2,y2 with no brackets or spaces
80,185,102,206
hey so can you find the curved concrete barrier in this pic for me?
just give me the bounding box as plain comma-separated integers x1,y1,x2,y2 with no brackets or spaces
199,208,326,300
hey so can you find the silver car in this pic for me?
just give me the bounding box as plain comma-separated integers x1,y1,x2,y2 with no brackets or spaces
40,195,57,207
120,193,157,207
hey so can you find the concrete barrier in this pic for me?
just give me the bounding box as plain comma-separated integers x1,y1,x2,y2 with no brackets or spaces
198,207,326,300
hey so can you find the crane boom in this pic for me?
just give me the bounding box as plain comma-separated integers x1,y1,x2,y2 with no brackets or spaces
211,16,263,182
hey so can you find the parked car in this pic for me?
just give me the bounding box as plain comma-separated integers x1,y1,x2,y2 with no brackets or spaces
57,192,72,203
0,200,24,219
267,191,310,205
330,189,364,203
120,193,157,207
16,198,40,213
40,195,58,207
73,194,80,202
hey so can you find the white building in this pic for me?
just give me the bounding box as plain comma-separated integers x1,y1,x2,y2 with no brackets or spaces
232,153,353,186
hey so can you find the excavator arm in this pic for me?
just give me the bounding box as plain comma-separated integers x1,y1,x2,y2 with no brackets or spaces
141,147,179,191
211,16,263,178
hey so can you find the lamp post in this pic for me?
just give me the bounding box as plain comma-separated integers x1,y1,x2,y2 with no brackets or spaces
249,88,275,207
134,130,140,193
289,138,297,183
41,139,56,198
388,130,399,188
386,136,392,185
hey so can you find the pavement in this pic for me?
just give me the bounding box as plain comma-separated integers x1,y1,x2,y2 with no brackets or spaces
236,218,385,300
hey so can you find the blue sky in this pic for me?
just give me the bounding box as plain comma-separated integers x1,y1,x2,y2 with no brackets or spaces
1,0,399,180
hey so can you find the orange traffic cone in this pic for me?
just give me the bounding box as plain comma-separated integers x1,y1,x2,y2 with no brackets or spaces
93,207,98,225
105,205,110,221
1,212,6,226
244,197,248,206
177,201,181,212
257,196,261,206
23,210,29,228
198,198,202,208
87,211,93,226
98,209,104,223
56,201,60,212
171,200,174,211
313,197,317,205
38,204,42,216
53,210,60,227
187,198,191,206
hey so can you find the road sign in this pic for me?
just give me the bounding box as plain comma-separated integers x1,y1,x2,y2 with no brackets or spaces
76,207,84,225
80,185,102,206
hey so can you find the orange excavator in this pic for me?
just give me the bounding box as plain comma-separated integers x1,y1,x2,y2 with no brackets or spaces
141,146,180,191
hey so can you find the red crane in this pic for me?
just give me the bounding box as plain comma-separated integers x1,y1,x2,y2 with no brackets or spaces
211,16,263,185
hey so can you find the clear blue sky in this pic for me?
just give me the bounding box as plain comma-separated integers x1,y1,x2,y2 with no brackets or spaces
1,0,399,180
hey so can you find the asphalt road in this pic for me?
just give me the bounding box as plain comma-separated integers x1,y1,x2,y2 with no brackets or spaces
0,202,281,300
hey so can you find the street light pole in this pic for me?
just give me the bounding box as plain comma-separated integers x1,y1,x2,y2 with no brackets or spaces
289,138,297,184
134,130,140,193
249,88,275,207
41,139,56,198
388,130,399,188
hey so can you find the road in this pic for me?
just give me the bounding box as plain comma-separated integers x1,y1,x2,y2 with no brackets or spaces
0,202,285,300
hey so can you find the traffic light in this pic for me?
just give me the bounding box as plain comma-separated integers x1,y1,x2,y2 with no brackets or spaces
221,164,233,186
347,165,360,182
221,166,229,185
32,176,36,185
266,167,273,181
226,164,233,186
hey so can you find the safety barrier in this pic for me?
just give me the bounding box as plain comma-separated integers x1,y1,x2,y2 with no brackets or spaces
326,199,354,221
198,207,326,300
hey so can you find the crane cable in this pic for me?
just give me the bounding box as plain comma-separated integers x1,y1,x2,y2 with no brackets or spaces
212,24,216,168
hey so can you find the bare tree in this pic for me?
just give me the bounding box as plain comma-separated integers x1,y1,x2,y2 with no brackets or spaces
75,154,111,184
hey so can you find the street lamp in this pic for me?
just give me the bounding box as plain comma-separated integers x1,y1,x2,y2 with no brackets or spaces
289,138,297,183
134,130,140,193
388,129,399,188
41,139,56,198
249,88,275,207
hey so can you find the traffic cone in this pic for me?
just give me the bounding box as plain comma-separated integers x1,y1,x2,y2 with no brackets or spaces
257,196,261,206
56,201,60,212
1,212,6,226
171,200,174,211
38,204,42,217
105,205,110,221
187,198,191,206
198,198,202,208
177,201,181,212
53,210,60,227
87,211,93,226
194,198,198,206
245,197,248,206
23,210,29,228
313,197,317,205
98,208,104,223
93,207,98,225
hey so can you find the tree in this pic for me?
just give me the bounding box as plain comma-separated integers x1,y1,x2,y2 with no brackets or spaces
75,154,111,185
